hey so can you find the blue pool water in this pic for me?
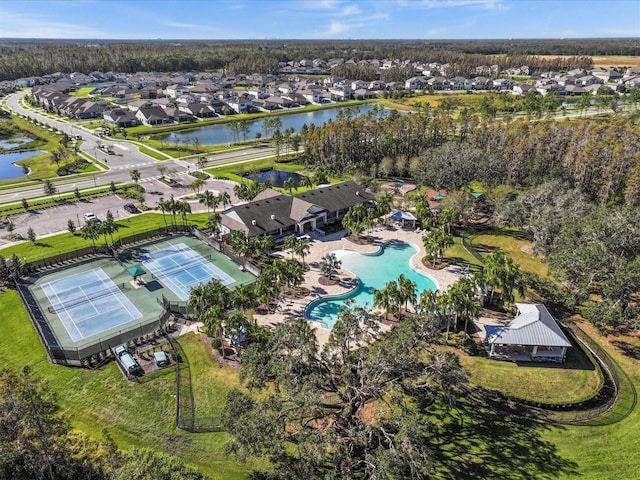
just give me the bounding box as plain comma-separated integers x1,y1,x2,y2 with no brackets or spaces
305,242,437,329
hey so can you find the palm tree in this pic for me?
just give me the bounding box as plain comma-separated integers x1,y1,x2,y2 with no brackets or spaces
80,221,101,252
230,231,250,262
446,277,483,334
175,201,191,227
397,274,417,315
422,225,453,267
189,283,212,318
373,280,400,321
438,208,459,234
202,304,228,358
283,235,297,260
156,197,169,228
292,236,310,266
130,169,141,185
319,252,341,281
205,212,222,237
375,192,393,225
196,156,207,172
283,177,296,194
413,191,434,228
199,190,216,214
218,191,231,210
300,175,313,189
102,210,119,246
483,250,520,308
189,178,204,195
166,195,178,229
232,284,256,314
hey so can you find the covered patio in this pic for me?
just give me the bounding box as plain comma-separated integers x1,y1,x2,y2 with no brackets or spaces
485,303,572,364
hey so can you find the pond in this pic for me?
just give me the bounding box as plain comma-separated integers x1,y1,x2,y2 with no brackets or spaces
159,104,382,146
0,137,32,150
243,169,303,188
0,150,44,181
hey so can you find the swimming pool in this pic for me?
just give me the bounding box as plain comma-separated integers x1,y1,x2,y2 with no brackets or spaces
305,242,437,329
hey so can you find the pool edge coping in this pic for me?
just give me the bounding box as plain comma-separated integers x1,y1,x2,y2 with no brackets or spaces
303,239,440,329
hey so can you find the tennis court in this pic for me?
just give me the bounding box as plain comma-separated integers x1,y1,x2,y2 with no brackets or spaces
41,268,142,342
138,243,235,300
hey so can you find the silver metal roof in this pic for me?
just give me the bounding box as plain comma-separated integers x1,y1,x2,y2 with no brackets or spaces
486,303,572,348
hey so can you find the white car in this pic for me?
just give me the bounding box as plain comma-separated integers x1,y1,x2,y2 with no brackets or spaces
83,212,101,224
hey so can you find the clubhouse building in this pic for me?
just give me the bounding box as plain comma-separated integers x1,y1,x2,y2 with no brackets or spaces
219,180,375,240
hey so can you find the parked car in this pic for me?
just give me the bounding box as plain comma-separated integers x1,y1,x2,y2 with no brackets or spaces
114,345,142,374
83,212,101,224
154,351,170,367
124,203,138,214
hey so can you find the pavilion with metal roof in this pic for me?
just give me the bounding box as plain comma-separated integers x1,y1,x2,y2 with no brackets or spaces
485,303,572,363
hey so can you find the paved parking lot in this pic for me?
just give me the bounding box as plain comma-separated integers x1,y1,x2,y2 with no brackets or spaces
0,178,240,247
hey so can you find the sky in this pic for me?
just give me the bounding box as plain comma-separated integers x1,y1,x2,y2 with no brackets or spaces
0,0,638,40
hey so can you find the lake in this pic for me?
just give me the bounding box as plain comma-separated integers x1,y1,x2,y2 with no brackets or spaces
244,169,303,188
0,151,43,181
0,137,32,150
159,105,381,146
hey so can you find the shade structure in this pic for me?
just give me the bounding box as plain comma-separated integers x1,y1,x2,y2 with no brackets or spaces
390,210,417,221
434,193,446,201
127,265,146,279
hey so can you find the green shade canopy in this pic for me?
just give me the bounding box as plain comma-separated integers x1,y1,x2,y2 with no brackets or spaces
435,193,446,201
127,265,146,279
470,192,483,199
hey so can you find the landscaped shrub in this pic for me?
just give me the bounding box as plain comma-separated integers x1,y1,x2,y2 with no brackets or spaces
211,338,222,350
447,331,480,355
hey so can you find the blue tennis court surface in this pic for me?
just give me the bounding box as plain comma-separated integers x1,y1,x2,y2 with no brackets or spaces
41,268,142,342
139,243,234,300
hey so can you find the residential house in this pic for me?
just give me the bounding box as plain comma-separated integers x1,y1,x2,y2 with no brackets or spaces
135,107,172,126
405,77,425,91
103,109,139,128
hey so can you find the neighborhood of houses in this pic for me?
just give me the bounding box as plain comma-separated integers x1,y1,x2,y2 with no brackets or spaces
1,57,638,128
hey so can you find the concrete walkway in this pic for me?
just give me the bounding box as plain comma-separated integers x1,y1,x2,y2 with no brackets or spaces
254,224,462,346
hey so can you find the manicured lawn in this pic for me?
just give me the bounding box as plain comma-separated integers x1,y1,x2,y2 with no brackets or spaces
466,227,548,276
0,212,210,263
538,321,640,479
458,350,603,405
0,289,261,479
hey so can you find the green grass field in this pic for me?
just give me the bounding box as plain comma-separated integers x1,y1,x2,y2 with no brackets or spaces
1,217,640,478
0,212,210,263
0,290,260,478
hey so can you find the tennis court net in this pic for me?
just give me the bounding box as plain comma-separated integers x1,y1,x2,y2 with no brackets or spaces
47,282,126,314
150,255,212,279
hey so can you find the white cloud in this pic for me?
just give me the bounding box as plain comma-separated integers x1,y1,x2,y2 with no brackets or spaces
420,0,506,9
324,21,351,35
0,10,103,38
163,21,207,29
342,4,362,15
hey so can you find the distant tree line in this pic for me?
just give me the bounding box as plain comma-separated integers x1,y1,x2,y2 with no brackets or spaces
2,37,636,82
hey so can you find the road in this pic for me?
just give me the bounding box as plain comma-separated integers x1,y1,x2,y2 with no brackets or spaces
2,90,277,204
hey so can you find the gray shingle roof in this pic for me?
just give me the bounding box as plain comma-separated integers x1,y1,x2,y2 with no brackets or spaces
486,304,571,348
294,180,374,212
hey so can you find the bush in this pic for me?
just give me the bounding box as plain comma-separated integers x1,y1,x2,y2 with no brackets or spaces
211,338,222,350
447,331,479,355
191,171,209,180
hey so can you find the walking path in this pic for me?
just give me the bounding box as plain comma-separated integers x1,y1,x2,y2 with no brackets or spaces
254,225,462,346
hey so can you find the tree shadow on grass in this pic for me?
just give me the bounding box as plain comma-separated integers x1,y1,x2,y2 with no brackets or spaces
428,391,580,480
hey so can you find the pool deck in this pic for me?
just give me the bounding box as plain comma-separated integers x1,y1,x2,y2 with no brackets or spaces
253,224,462,347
